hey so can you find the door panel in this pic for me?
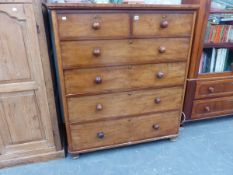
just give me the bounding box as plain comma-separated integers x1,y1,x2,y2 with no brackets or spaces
0,91,44,145
0,4,55,157
0,11,31,82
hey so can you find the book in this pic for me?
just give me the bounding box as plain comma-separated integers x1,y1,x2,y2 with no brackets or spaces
210,48,216,72
215,49,222,72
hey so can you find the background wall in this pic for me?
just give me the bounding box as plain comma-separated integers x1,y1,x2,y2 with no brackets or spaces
48,0,182,4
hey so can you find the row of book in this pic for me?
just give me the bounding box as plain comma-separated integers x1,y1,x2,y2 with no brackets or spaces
199,48,231,73
211,0,233,10
204,24,233,43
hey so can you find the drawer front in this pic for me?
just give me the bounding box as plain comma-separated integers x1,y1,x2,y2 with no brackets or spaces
61,38,190,68
195,79,233,99
57,13,129,39
132,13,194,36
192,96,233,119
69,111,180,152
67,87,183,123
64,62,186,95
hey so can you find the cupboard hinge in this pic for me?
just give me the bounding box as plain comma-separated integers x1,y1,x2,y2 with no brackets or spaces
36,23,40,34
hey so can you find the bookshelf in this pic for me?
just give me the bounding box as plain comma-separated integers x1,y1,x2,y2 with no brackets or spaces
199,9,233,75
182,0,233,122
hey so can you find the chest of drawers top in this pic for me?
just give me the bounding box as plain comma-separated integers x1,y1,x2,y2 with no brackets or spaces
48,3,198,41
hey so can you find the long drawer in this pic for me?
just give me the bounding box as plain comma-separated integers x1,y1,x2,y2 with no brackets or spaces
195,78,233,99
69,111,180,152
61,38,190,68
64,62,186,95
67,87,183,123
57,13,130,39
192,96,233,120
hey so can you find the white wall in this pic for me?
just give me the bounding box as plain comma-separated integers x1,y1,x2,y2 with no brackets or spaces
48,0,182,4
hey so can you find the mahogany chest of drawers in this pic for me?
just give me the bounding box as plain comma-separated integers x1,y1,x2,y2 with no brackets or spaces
47,3,197,155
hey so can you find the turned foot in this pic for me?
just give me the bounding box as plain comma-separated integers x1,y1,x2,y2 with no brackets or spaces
71,154,80,160
169,137,178,142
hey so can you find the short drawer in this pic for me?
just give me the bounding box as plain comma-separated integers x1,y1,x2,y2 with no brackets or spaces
69,111,180,152
57,13,129,39
132,12,194,36
192,96,233,120
67,87,183,123
195,79,233,99
61,38,190,68
64,62,186,95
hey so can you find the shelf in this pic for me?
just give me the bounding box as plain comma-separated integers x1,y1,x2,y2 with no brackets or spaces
204,42,233,48
198,71,233,78
210,9,233,14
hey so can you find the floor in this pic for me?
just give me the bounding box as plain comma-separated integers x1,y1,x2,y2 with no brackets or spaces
1,116,233,175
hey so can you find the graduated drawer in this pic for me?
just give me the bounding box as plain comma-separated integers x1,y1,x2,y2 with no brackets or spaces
64,62,186,95
192,96,233,120
61,38,190,68
57,13,129,39
132,12,194,36
67,87,183,123
69,111,180,152
195,78,233,99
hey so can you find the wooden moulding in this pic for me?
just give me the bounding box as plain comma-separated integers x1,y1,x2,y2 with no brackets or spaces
0,150,64,169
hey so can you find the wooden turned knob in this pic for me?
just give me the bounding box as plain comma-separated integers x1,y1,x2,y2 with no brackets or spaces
154,97,161,104
92,21,100,30
208,87,215,93
96,104,103,111
204,106,211,112
156,72,164,79
93,48,101,57
95,76,102,84
97,132,105,139
159,46,166,53
152,124,160,130
160,20,168,28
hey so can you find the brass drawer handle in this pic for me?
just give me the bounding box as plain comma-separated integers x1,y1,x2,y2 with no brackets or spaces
92,21,101,30
160,20,169,28
96,104,103,111
152,124,160,130
95,76,102,84
156,71,164,79
159,46,166,53
93,48,101,57
208,87,215,93
97,132,105,139
204,106,211,112
154,97,161,104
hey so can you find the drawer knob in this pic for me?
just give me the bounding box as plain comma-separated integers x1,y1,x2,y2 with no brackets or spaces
160,20,169,28
208,87,215,93
97,132,105,139
92,21,100,30
204,106,211,112
95,76,102,84
154,97,161,104
159,46,166,53
93,48,101,57
156,72,164,79
96,104,103,111
152,124,160,130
